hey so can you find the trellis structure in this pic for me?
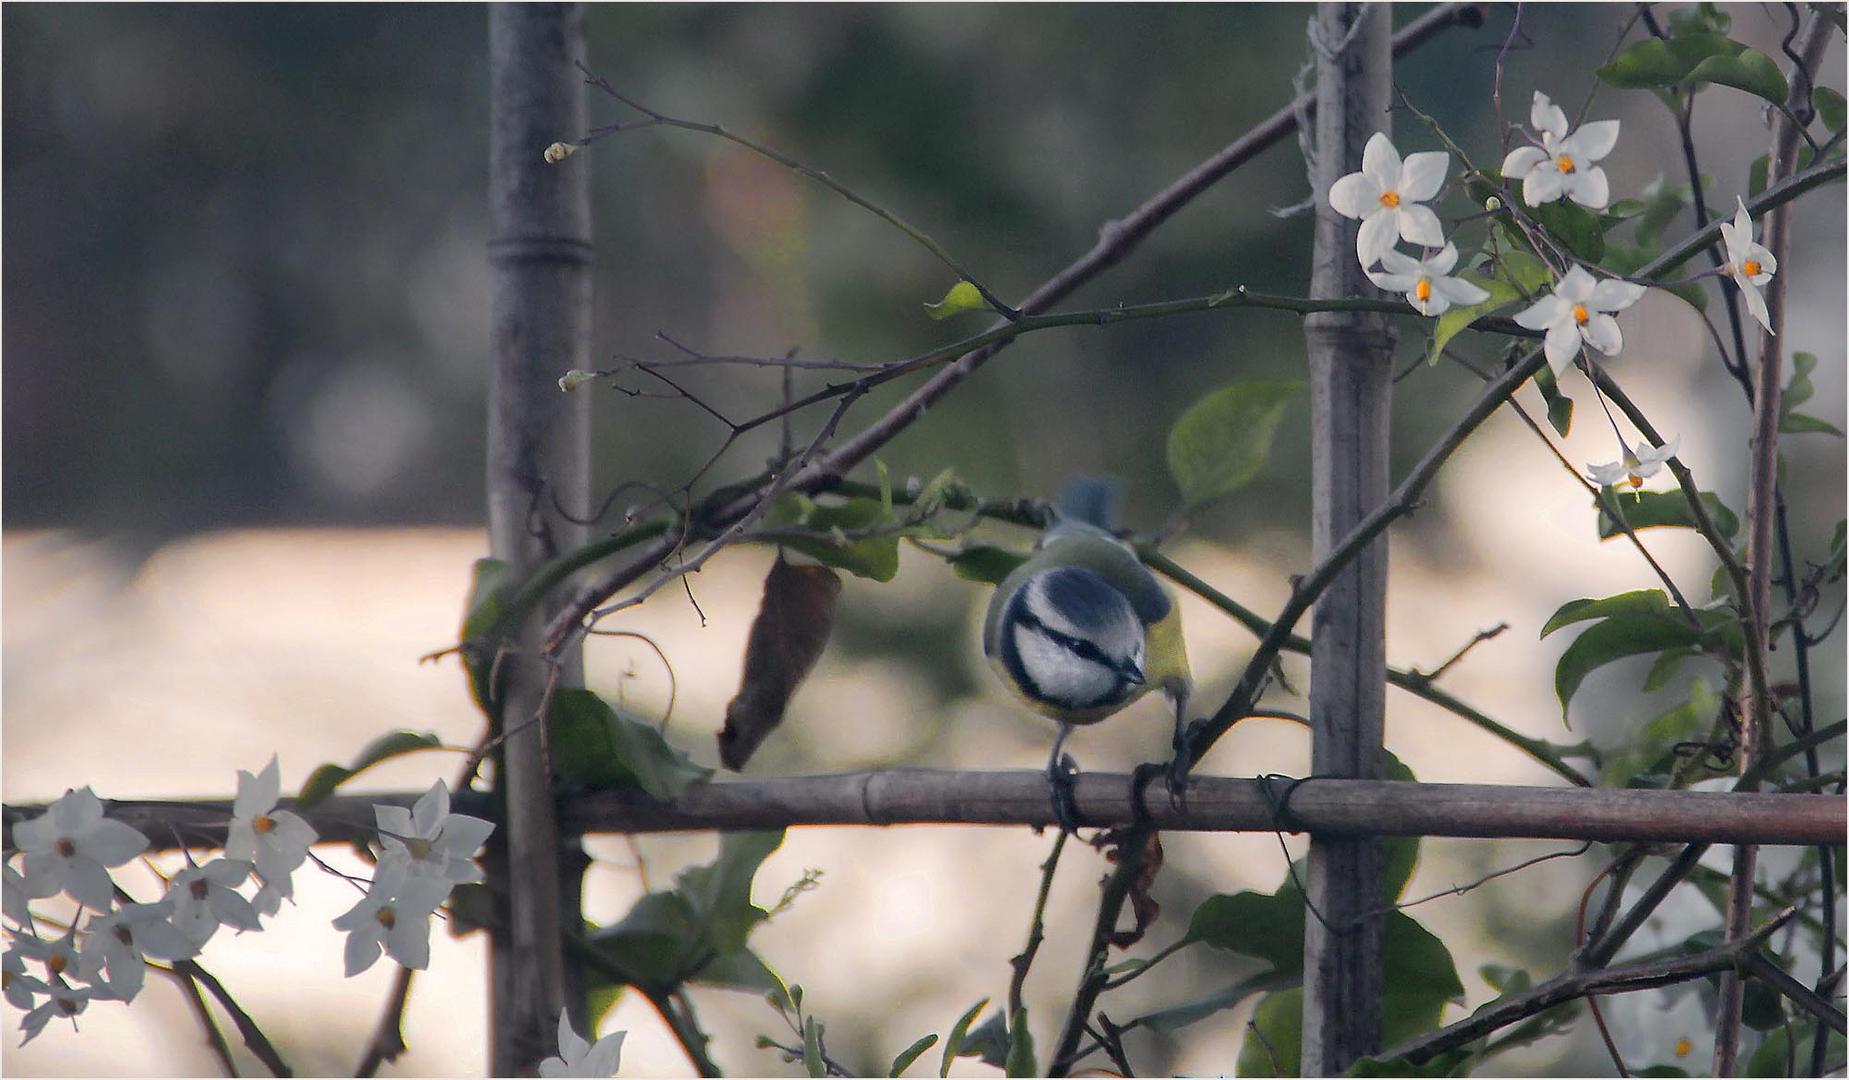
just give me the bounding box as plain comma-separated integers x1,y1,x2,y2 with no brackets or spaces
4,4,1845,1077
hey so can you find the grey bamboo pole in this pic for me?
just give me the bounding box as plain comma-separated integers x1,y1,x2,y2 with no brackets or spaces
487,4,591,1072
1300,4,1396,1074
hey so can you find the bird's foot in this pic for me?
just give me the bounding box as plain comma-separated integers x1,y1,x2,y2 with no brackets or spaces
1048,753,1083,834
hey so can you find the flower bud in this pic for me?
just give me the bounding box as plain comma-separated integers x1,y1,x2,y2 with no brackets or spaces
543,142,578,164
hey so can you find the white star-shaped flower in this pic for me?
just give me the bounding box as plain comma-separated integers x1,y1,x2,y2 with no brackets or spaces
1718,196,1777,334
540,1011,628,1078
1501,92,1621,209
1514,265,1648,376
1589,436,1680,490
330,862,451,976
167,859,260,947
374,781,495,886
10,929,98,988
12,788,149,911
224,756,317,910
79,900,198,1003
1328,131,1450,269
18,980,101,1045
1367,243,1491,316
3,948,47,1011
4,863,35,928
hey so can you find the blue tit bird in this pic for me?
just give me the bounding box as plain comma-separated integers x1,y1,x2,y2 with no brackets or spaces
983,477,1192,830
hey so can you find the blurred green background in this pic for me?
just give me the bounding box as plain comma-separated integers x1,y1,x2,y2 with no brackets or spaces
4,4,1844,1077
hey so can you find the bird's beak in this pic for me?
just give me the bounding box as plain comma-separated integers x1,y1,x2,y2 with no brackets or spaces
1122,660,1146,686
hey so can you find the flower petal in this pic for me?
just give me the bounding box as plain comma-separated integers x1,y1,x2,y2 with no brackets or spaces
1588,460,1629,486
1531,92,1568,138
1745,243,1777,282
1361,131,1402,188
1556,266,1597,303
11,815,57,855
439,814,495,857
1720,219,1745,265
1514,296,1561,331
1395,203,1446,248
1566,166,1610,210
1397,151,1449,201
583,1032,627,1077
1377,248,1423,276
1328,171,1382,220
344,928,384,977
1369,271,1419,293
80,819,150,867
1565,119,1621,162
1433,276,1490,306
1523,166,1564,206
1426,243,1460,276
375,805,415,839
1544,319,1582,376
1501,145,1547,179
559,1011,591,1063
64,856,118,911
1355,210,1398,268
1590,278,1647,312
1582,313,1624,355
1740,279,1773,333
386,916,432,971
411,783,450,838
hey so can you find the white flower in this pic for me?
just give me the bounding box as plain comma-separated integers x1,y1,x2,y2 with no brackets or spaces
1588,436,1680,490
1328,132,1450,268
540,1010,628,1078
167,859,260,947
3,948,47,1011
1501,92,1621,209
18,981,101,1045
224,756,317,908
1718,196,1777,334
10,929,98,987
12,787,149,911
330,863,451,976
374,781,495,886
1513,265,1647,376
1367,244,1491,316
80,900,198,1003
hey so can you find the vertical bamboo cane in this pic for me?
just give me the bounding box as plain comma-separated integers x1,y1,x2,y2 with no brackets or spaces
487,4,591,1072
1300,4,1395,1074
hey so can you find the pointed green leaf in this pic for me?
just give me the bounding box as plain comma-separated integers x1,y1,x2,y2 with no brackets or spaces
1596,489,1740,540
1555,615,1707,719
551,688,713,800
1597,33,1743,88
461,557,514,640
1004,1007,1036,1078
924,280,989,320
1642,645,1702,693
678,829,785,954
1542,589,1679,638
1236,988,1304,1077
1428,272,1522,366
1534,363,1574,436
1816,86,1847,133
297,730,447,808
766,494,901,581
1784,352,1818,410
1687,48,1789,105
1380,910,1466,1040
889,1034,938,1077
1185,890,1305,974
1165,381,1304,508
1781,411,1844,436
941,998,989,1078
1602,679,1718,787
1668,3,1730,35
1532,199,1606,262
803,1016,826,1078
1125,972,1294,1033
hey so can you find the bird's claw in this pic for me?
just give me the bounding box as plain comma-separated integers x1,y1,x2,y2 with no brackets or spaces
1048,753,1083,833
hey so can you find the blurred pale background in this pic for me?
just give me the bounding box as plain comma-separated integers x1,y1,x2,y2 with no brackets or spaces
4,4,1843,1077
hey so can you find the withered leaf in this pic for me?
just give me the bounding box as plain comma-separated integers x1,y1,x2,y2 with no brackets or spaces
718,554,842,770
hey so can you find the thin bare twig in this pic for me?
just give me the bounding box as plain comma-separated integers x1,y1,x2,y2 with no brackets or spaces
157,962,239,1078
177,959,293,1077
354,967,415,1077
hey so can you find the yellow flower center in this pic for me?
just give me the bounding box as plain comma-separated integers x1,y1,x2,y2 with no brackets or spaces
1572,304,1590,325
56,838,76,859
1556,154,1576,174
376,906,397,930
1675,1038,1692,1058
1415,278,1432,302
254,815,276,835
1742,259,1761,277
47,954,67,976
1378,190,1400,208
190,879,211,901
57,994,81,1016
1626,472,1644,490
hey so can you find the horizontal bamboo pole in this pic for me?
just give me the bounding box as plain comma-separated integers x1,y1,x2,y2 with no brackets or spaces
5,772,1841,852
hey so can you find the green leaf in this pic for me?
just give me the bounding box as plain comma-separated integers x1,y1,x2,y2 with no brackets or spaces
1237,988,1305,1077
678,829,786,954
1596,490,1741,540
1748,141,1816,197
1748,1022,1846,1076
1479,964,1533,995
803,1016,826,1078
961,1012,1012,1070
1531,199,1606,262
1125,972,1291,1033
1165,381,1304,508
1686,48,1789,105
1781,411,1845,436
1496,248,1554,294
297,730,446,808
1554,614,1707,720
1740,974,1783,1030
1634,179,1692,247
1816,86,1847,133
889,1034,938,1077
588,891,703,989
1186,890,1305,975
941,998,988,1078
1601,678,1717,787
765,494,901,581
1641,645,1702,693
1004,1007,1036,1078
1597,33,1743,88
1669,3,1730,35
924,280,990,320
1542,589,1683,637
461,557,514,640
875,459,895,517
551,688,712,800
1428,272,1522,366
1784,352,1818,410
1533,363,1574,436
1380,910,1466,1041
946,544,1029,585
690,946,786,998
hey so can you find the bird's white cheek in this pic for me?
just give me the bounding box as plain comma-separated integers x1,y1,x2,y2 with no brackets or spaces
1013,625,1117,708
